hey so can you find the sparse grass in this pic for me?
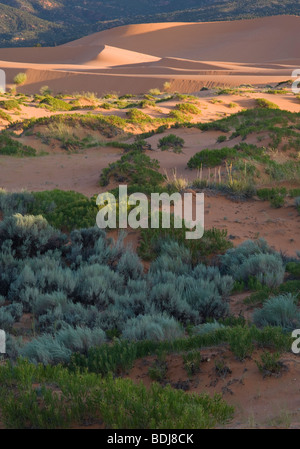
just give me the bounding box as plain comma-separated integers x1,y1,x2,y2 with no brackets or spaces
256,98,279,110
175,103,201,115
39,96,73,112
0,99,21,111
255,351,284,378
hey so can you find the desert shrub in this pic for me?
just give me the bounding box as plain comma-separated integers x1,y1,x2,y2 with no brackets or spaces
175,103,201,115
0,190,35,216
40,96,73,112
228,325,254,361
235,253,284,288
29,190,98,231
13,73,27,85
256,98,279,109
0,100,21,111
0,308,15,331
0,214,66,259
126,108,152,123
187,147,237,168
289,189,300,198
255,351,283,377
220,239,284,287
0,360,234,429
0,132,36,157
74,263,123,307
139,223,232,263
253,294,300,332
116,251,143,282
122,314,184,341
257,187,286,208
192,321,226,336
182,350,202,376
0,110,12,122
20,335,72,365
148,282,195,322
158,134,184,152
33,291,68,317
286,262,300,278
217,135,227,143
100,150,165,194
66,226,123,267
148,88,161,96
55,326,106,353
148,357,168,382
168,110,187,122
5,303,23,321
40,86,52,95
21,326,106,364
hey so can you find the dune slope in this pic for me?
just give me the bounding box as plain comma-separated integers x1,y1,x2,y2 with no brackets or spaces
0,15,299,95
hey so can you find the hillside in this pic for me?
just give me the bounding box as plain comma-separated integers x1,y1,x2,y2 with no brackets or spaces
0,0,299,47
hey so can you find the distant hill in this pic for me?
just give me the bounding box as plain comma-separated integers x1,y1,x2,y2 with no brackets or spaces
0,0,299,47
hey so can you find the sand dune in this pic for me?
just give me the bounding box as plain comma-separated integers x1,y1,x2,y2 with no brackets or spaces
0,15,299,95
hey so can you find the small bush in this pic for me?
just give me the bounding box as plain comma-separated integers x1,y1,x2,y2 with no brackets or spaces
255,351,284,377
228,326,254,361
175,103,201,115
256,98,279,109
13,73,27,85
182,350,202,376
40,96,73,112
40,86,52,95
253,293,300,332
187,147,237,168
122,314,184,341
158,134,184,152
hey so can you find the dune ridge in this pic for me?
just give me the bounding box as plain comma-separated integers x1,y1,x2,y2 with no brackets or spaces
0,15,299,95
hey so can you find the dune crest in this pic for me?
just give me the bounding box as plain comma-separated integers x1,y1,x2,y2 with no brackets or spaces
0,15,299,95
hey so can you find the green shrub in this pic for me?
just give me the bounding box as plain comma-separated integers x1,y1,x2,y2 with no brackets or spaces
100,150,165,194
158,134,184,152
126,108,152,123
0,361,234,429
256,98,279,109
13,73,27,85
175,103,201,115
228,326,254,361
0,110,12,122
255,351,283,377
286,262,300,278
182,350,202,376
0,132,36,157
217,135,227,143
0,99,21,111
187,147,237,168
40,96,73,112
257,187,287,208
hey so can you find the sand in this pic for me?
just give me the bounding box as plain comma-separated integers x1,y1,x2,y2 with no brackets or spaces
0,15,299,95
